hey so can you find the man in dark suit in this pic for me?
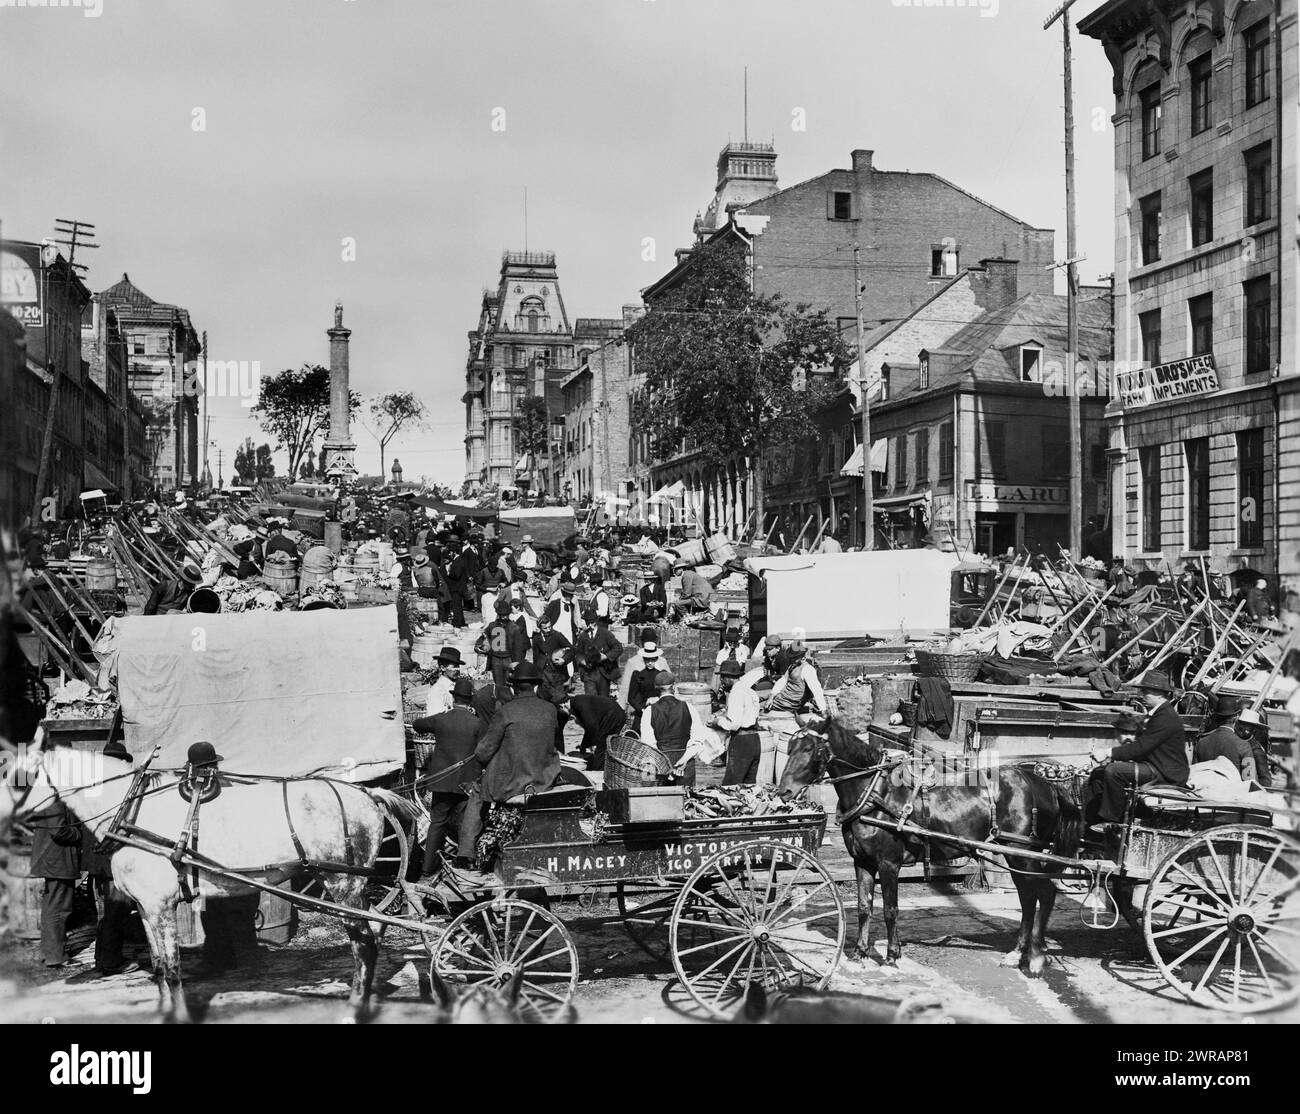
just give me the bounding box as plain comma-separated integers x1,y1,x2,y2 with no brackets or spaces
531,614,571,669
1088,671,1189,825
443,536,468,628
412,678,484,881
569,678,624,770
574,612,623,698
478,597,529,694
474,662,562,804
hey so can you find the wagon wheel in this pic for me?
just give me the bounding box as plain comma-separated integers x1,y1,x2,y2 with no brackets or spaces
669,840,845,1018
431,898,578,1023
616,881,719,963
1143,825,1300,1014
367,805,419,933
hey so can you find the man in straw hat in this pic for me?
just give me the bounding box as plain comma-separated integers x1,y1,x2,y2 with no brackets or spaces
1087,670,1188,827
624,636,664,732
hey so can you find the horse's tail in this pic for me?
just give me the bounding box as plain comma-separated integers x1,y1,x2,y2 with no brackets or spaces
366,787,422,826
1049,780,1083,859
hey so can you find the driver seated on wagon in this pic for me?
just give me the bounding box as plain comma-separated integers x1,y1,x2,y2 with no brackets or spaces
1085,670,1189,831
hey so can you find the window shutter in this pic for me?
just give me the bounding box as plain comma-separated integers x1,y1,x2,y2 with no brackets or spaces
826,191,836,219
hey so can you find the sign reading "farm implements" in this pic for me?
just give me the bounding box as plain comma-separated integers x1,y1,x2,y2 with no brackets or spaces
1117,354,1219,410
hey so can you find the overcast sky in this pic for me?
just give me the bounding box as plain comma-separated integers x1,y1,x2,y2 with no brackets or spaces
0,0,1116,489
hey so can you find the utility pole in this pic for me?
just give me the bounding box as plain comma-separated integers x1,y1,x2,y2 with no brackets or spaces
1046,0,1083,559
201,329,210,491
853,242,874,550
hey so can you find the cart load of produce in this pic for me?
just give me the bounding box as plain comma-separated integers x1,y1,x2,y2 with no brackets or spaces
211,575,283,612
683,783,823,821
45,679,118,721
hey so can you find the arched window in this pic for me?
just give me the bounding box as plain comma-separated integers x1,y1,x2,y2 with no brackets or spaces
516,296,549,334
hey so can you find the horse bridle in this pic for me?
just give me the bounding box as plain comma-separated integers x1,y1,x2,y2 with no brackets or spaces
798,729,903,827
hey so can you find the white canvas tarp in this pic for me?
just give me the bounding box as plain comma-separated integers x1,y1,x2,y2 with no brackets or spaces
112,607,405,779
745,549,962,638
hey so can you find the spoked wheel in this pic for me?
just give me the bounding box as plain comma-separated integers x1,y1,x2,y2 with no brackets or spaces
431,898,578,1023
367,805,418,931
1144,826,1300,1013
670,840,845,1019
617,881,714,962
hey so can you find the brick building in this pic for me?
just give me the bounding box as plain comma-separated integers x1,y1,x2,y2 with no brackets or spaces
641,143,1057,538
98,273,202,493
1080,0,1298,582
462,252,577,495
560,315,633,506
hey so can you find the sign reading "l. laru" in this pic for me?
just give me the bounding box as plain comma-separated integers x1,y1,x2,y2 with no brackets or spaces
1117,354,1219,410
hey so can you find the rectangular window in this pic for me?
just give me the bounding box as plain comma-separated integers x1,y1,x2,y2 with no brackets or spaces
930,247,958,277
1140,446,1162,552
829,190,853,221
1245,21,1271,108
1020,346,1043,382
1190,294,1214,356
895,435,908,490
982,421,1006,478
1185,438,1210,551
919,356,930,390
132,338,146,355
1245,277,1272,375
915,429,930,483
938,422,954,480
1189,54,1214,135
1139,192,1162,265
1190,169,1214,247
1140,309,1162,366
1245,143,1272,225
879,368,890,402
1042,425,1069,479
1140,84,1162,159
1237,429,1265,549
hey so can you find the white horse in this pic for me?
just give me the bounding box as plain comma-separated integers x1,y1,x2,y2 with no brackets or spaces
18,746,419,1023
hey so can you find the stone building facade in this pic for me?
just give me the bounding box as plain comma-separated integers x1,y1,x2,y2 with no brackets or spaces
1080,0,1298,581
463,251,577,495
98,273,202,493
560,316,633,506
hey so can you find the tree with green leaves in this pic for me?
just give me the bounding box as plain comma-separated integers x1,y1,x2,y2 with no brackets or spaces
511,394,551,493
255,443,276,482
251,364,359,481
628,236,850,525
361,391,429,478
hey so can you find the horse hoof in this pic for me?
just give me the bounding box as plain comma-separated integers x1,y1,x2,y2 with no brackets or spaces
1025,955,1047,978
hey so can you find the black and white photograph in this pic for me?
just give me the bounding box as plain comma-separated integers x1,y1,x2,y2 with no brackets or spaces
0,0,1298,1061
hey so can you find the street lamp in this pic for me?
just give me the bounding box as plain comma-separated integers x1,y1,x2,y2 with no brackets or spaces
391,459,403,486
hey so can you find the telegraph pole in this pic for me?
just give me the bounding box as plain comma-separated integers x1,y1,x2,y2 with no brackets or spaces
853,242,874,550
1046,0,1083,558
201,330,210,491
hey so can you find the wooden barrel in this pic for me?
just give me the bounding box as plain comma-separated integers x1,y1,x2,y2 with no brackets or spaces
353,552,379,577
704,533,736,565
186,587,222,614
299,567,330,593
676,681,713,719
4,846,44,940
85,557,118,592
410,635,441,669
262,563,298,599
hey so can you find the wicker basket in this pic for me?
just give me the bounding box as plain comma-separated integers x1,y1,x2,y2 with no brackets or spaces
915,648,983,683
604,733,674,789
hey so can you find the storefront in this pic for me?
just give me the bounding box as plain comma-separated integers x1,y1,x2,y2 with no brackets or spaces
964,481,1068,557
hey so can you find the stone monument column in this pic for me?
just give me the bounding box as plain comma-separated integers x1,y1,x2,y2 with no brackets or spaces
321,301,357,483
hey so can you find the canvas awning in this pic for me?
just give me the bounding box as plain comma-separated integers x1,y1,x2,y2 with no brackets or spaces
650,480,685,502
838,441,888,477
83,460,117,491
874,492,929,513
409,496,498,520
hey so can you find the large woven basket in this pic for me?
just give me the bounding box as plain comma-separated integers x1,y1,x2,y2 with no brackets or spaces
605,733,674,790
915,648,983,683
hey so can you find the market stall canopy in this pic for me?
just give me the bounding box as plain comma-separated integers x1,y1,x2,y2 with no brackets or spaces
409,496,498,520
83,460,118,491
744,549,962,638
650,480,686,502
109,607,405,779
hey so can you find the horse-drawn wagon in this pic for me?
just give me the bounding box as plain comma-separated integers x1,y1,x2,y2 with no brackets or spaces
780,718,1300,1015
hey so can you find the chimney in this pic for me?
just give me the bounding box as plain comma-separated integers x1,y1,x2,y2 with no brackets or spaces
850,149,874,175
977,257,1019,310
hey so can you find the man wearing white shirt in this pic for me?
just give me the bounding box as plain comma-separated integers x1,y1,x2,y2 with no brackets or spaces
761,644,827,784
641,671,721,787
517,535,539,572
712,662,767,785
424,647,464,717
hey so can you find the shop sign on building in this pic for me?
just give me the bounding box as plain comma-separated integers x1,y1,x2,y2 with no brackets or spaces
966,481,1067,509
1116,354,1218,410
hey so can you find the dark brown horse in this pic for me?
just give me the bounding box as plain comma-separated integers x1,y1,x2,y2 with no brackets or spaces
779,719,1081,976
